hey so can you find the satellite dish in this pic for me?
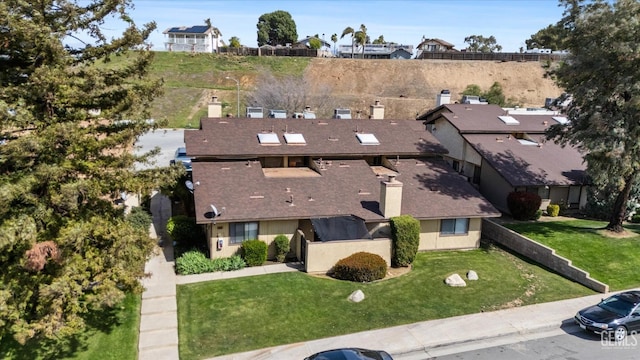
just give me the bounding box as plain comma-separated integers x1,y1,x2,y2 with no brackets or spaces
210,204,219,217
185,180,194,192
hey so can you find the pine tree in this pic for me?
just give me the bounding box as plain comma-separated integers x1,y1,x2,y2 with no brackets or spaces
548,0,640,232
0,0,177,343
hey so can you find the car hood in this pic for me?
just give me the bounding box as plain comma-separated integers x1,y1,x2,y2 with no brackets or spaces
580,305,623,323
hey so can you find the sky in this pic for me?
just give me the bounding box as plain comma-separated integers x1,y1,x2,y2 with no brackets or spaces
101,0,567,53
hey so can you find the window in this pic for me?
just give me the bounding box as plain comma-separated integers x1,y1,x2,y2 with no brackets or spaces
229,222,258,244
440,218,469,235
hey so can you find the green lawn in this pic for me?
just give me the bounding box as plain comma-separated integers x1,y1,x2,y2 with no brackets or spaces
504,219,640,291
177,247,594,360
0,293,140,360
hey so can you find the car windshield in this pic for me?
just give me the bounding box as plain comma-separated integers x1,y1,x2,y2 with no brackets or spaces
598,295,636,317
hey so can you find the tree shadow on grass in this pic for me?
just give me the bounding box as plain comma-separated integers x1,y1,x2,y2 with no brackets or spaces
0,300,129,360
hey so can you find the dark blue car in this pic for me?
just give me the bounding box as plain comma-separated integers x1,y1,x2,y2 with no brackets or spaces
304,348,393,360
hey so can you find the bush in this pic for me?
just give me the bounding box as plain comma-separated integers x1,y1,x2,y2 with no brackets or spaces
175,251,215,275
631,214,640,223
534,209,543,220
507,192,542,220
274,234,290,262
175,251,246,275
547,204,560,217
126,206,152,231
241,240,267,266
332,252,387,282
390,215,420,267
166,215,204,249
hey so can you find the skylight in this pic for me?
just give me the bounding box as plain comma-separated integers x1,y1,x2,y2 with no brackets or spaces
517,139,538,146
284,133,306,145
498,116,520,125
552,116,569,125
356,133,380,145
257,133,280,145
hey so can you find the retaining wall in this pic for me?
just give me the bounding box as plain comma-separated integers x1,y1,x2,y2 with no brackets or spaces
482,219,609,293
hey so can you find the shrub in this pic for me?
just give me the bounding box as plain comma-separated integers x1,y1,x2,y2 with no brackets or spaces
507,192,542,220
547,204,560,217
390,215,420,267
176,251,246,275
534,209,543,220
332,252,387,282
166,215,204,249
175,251,215,275
210,255,246,271
126,206,152,231
631,213,640,223
273,234,290,262
241,239,267,266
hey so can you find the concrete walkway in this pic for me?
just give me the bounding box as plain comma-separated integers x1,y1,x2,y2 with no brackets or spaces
139,192,179,360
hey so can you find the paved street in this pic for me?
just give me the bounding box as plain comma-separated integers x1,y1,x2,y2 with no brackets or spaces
133,129,185,171
421,325,639,360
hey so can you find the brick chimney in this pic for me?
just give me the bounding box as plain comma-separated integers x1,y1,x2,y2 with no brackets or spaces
370,100,385,120
380,174,402,218
208,96,222,118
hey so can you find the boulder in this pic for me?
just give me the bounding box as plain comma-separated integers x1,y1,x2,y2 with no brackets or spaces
467,270,479,280
348,289,365,303
445,273,467,287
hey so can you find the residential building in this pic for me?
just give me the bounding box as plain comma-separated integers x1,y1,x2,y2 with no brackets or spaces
417,102,588,214
338,43,414,59
415,38,457,59
163,25,223,53
184,99,500,272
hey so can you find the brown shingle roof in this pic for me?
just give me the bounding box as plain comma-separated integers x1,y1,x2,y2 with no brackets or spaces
186,118,447,158
191,158,499,224
419,104,566,134
464,134,587,187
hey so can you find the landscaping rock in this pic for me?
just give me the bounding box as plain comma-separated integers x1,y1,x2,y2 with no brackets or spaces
348,289,365,303
445,273,467,287
467,270,479,280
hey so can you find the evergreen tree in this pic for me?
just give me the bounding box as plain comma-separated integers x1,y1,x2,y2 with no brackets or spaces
0,0,178,343
256,10,298,46
547,0,640,232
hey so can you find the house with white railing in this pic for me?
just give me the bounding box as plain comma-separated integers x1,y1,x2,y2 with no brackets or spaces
338,43,413,59
163,25,223,53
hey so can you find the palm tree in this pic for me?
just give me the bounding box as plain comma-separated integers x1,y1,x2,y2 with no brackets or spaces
331,33,338,56
354,24,367,58
340,26,355,58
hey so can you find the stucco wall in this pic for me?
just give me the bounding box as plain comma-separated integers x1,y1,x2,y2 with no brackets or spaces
432,119,465,160
305,238,392,273
482,219,608,293
208,219,298,259
480,163,512,213
419,218,482,250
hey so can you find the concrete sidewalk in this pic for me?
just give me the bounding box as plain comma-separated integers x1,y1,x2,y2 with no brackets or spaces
139,192,179,360
204,293,605,360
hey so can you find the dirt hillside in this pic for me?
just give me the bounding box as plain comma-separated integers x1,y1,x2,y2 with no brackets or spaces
303,58,563,119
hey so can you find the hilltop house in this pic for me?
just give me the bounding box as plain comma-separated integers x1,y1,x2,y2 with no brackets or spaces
184,98,500,273
338,43,414,59
417,99,588,214
163,25,223,53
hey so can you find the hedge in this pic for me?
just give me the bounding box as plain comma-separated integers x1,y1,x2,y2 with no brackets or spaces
390,215,420,267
